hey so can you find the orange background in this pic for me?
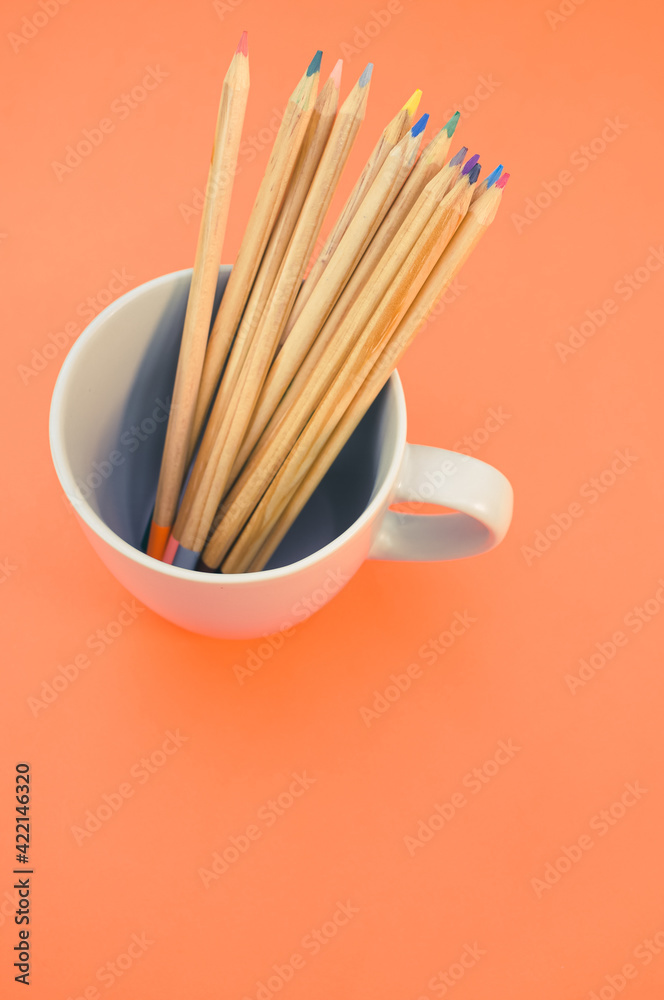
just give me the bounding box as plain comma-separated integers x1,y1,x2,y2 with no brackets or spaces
2,0,664,996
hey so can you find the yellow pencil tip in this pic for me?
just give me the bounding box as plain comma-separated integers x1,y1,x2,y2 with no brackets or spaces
402,89,422,117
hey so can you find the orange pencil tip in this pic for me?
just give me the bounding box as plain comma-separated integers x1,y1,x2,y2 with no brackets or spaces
236,30,248,56
147,522,171,561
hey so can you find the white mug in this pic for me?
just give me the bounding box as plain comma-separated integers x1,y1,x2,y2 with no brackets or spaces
49,268,513,638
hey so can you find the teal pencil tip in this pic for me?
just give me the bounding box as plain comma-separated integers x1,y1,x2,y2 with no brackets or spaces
411,113,429,138
444,111,460,137
307,50,323,76
359,62,373,87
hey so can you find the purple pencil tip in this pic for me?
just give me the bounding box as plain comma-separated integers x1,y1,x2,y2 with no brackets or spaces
467,163,481,185
449,146,468,167
461,153,480,176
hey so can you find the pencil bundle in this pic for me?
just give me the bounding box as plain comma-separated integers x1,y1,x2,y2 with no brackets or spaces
146,33,510,573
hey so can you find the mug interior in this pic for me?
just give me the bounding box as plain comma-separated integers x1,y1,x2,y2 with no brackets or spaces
50,269,400,572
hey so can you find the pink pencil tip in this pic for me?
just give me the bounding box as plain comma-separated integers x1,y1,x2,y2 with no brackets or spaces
495,172,510,189
163,535,179,565
329,58,343,89
236,30,248,56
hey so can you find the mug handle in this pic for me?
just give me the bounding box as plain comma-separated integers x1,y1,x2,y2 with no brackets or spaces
369,444,514,561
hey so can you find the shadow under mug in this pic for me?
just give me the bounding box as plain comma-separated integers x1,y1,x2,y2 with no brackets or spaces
49,267,514,639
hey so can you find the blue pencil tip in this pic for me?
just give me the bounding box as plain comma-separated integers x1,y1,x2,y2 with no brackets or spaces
461,152,480,176
468,163,481,185
307,50,323,76
411,113,429,138
359,62,373,87
449,146,468,167
486,164,504,189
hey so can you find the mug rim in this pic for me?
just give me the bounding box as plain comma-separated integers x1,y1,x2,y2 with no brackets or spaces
49,267,408,586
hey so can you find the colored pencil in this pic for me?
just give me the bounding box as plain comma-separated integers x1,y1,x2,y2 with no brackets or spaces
317,116,463,340
471,163,503,202
146,32,249,561
168,61,374,565
189,60,341,465
227,113,429,486
169,60,342,546
281,88,422,340
245,178,508,571
171,108,425,564
239,139,466,473
186,50,323,468
208,163,481,571
178,61,371,535
141,43,510,575
211,159,475,564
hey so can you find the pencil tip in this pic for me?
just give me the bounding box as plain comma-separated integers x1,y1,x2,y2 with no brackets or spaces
495,172,510,189
485,165,503,189
444,111,460,137
402,89,422,117
468,163,481,185
236,30,248,56
461,153,480,176
410,113,429,138
329,58,343,89
307,50,323,76
449,146,467,167
359,62,373,87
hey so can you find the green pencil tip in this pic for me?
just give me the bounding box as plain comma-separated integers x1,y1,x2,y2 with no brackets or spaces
307,50,323,76
444,111,461,137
